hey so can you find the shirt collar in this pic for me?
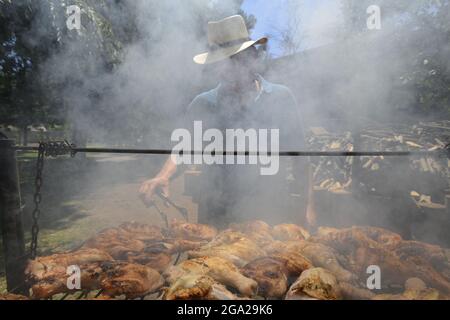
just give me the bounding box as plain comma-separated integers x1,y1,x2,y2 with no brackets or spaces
215,74,274,103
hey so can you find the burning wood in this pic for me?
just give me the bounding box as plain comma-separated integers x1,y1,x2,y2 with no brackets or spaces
22,220,450,300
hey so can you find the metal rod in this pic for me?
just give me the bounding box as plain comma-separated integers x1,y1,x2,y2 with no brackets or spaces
12,145,447,157
0,138,28,295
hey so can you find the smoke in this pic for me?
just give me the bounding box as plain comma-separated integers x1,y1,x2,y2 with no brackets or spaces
263,0,450,241
16,1,448,244
31,0,244,147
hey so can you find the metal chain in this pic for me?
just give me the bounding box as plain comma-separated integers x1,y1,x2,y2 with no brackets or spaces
30,142,45,260
29,140,75,259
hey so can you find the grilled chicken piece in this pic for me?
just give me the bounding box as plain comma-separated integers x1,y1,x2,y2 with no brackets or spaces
100,262,164,299
272,224,310,241
348,244,450,293
269,251,313,277
339,282,376,300
125,239,205,272
30,261,164,299
118,222,165,242
169,219,218,241
372,278,440,300
164,256,257,296
230,220,271,233
265,239,355,282
30,262,107,299
83,228,146,259
0,293,29,300
164,274,238,300
394,241,450,280
240,250,312,298
188,230,266,267
126,251,173,272
393,253,450,294
314,226,450,293
286,268,342,300
83,222,165,259
315,226,402,252
296,242,356,283
25,248,113,282
83,222,204,271
242,257,288,298
229,221,274,247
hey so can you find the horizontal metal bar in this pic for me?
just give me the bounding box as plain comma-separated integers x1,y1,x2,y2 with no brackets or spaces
12,145,447,157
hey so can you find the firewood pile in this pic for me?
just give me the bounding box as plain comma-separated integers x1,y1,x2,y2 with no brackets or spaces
307,120,450,204
307,127,353,194
5,220,449,300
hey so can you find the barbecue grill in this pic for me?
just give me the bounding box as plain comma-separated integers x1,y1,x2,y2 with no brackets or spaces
0,135,449,300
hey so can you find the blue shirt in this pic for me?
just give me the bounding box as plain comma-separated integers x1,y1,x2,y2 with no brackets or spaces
183,75,307,222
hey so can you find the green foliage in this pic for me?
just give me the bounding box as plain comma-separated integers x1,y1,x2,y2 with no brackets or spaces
341,0,450,115
0,0,256,137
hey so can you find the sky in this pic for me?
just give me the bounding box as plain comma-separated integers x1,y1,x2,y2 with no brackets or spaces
242,0,342,57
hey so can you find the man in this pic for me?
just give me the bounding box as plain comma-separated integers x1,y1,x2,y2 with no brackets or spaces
139,15,316,228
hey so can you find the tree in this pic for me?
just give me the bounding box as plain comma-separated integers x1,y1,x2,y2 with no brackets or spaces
0,0,124,144
341,0,450,115
1,0,257,145
269,0,304,56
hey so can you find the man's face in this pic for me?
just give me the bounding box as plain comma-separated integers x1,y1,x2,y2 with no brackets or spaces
215,47,260,92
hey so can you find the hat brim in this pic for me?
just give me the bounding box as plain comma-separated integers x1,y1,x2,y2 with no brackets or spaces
193,37,268,65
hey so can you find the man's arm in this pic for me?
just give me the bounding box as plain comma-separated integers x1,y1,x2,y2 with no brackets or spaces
139,157,178,205
139,93,207,205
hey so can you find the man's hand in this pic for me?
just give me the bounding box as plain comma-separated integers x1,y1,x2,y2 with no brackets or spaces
139,176,170,206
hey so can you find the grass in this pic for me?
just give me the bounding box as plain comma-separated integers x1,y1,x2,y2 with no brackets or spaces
0,202,113,294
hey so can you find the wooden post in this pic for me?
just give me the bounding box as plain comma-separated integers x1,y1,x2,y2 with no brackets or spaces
0,138,27,295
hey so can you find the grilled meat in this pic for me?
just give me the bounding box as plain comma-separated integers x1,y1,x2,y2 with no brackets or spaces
0,293,29,300
242,257,288,298
25,248,113,282
339,282,376,300
164,256,257,296
265,239,355,282
269,251,313,277
394,241,450,280
126,251,173,272
83,228,146,260
348,244,450,293
272,224,310,241
372,278,440,300
229,220,274,247
118,222,165,241
100,262,164,299
30,261,164,299
286,268,342,300
83,223,204,271
30,262,107,299
164,274,238,300
297,241,356,283
169,219,218,241
188,230,265,267
314,226,403,252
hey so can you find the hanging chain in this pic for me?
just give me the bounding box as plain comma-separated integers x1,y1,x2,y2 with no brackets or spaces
29,140,75,260
30,142,45,260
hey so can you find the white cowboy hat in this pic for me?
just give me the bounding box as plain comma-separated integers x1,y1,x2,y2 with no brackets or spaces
193,15,268,65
